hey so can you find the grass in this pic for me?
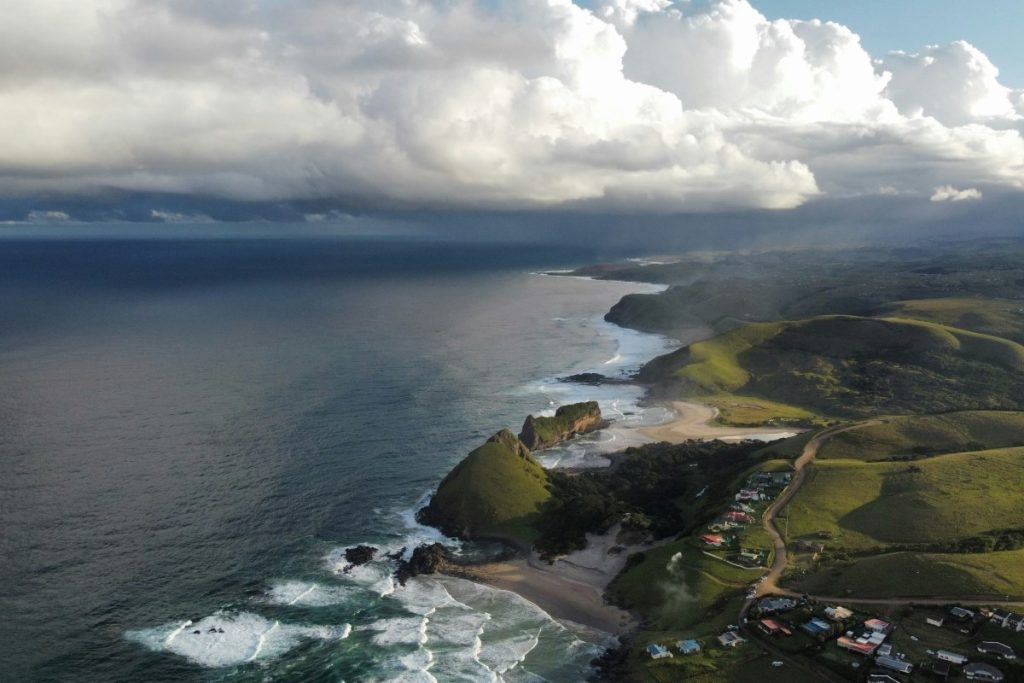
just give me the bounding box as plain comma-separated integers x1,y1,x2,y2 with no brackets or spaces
642,315,1024,419
875,297,1024,344
786,447,1024,550
787,549,1024,598
755,431,818,461
702,394,826,427
609,541,756,630
816,411,1024,461
418,429,549,544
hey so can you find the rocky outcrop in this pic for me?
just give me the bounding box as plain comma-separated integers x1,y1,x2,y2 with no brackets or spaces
559,373,632,386
394,543,454,585
518,401,609,450
343,545,377,566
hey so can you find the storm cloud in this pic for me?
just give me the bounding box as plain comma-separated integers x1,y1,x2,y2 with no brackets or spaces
1,0,1022,213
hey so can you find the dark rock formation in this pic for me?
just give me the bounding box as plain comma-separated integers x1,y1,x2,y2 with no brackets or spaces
395,543,454,585
559,373,632,386
343,545,377,566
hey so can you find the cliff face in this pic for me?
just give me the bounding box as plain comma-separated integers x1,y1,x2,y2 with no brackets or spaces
417,429,549,544
518,401,608,450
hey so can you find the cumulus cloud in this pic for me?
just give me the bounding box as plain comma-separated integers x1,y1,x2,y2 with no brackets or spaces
0,0,1021,213
931,185,983,203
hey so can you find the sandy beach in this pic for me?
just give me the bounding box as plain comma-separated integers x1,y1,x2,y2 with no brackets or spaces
452,525,643,635
640,400,799,444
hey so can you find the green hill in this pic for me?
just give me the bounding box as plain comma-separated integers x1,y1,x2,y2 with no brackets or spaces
640,315,1024,420
817,411,1024,461
787,447,1024,550
789,549,1024,599
417,430,549,545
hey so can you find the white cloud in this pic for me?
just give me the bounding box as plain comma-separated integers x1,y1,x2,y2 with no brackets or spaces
150,210,215,223
883,41,1020,125
0,0,1020,213
930,185,983,202
26,210,71,222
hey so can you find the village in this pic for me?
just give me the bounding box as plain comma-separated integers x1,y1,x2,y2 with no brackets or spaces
641,468,1024,682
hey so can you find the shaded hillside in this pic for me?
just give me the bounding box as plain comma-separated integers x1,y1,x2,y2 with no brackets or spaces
639,315,1024,418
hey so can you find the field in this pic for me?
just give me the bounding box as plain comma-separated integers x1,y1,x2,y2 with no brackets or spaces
786,447,1024,550
787,548,1024,598
816,411,1024,461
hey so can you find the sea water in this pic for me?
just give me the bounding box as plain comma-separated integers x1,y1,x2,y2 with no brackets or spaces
0,232,676,682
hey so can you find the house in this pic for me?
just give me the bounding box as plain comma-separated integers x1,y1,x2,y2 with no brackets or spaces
927,615,946,627
758,597,796,614
877,643,893,657
723,510,755,524
796,539,826,554
800,618,832,637
701,534,724,547
964,662,1005,682
759,619,792,636
718,631,745,648
837,636,877,655
864,618,893,634
1007,614,1024,632
950,606,975,621
977,642,1016,660
646,644,673,660
825,606,853,621
875,656,913,674
730,502,755,514
935,650,969,665
677,639,701,654
736,489,761,501
990,609,1012,626
771,471,792,486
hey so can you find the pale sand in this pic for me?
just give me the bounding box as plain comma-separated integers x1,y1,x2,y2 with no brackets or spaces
452,525,642,635
640,400,799,444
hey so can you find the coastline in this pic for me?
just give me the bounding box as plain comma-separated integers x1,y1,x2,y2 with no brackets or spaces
427,274,800,642
448,523,646,635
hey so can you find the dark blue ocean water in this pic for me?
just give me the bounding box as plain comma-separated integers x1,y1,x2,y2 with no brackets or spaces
0,233,676,682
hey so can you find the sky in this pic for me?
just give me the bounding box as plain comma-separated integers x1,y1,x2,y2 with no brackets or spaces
1,0,1022,226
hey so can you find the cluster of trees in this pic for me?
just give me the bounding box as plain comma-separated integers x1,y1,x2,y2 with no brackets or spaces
532,440,771,558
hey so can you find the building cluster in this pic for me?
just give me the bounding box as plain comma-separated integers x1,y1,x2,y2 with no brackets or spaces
700,470,793,566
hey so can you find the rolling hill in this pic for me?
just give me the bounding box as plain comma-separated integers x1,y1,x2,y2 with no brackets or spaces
640,315,1024,420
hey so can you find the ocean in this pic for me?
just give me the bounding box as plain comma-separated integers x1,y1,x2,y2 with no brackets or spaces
0,232,678,682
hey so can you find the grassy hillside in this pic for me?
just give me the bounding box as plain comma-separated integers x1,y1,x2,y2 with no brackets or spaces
874,297,1024,343
817,411,1024,461
609,541,757,630
641,315,1024,420
788,549,1024,598
786,447,1024,550
418,430,549,544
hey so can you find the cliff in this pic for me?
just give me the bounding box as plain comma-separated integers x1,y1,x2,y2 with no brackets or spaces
518,401,608,450
417,429,550,544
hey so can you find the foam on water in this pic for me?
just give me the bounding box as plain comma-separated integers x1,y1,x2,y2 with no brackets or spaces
125,612,349,668
265,580,354,607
